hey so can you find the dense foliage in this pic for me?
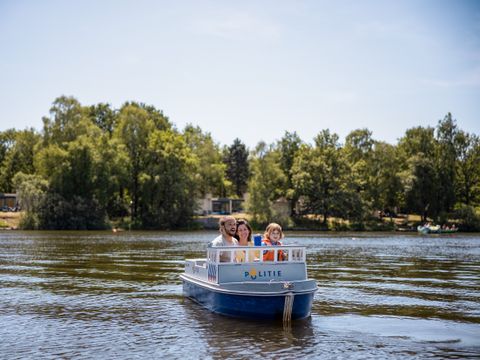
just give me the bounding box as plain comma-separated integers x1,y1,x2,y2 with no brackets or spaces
1,96,479,230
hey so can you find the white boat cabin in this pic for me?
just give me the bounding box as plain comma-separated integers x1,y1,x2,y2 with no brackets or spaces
184,245,309,285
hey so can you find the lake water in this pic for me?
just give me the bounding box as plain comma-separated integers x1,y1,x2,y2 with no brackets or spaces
0,231,479,359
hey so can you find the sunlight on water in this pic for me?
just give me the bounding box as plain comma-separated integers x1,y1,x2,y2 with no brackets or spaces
0,231,479,359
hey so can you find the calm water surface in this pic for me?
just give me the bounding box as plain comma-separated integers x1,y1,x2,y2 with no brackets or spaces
0,231,479,359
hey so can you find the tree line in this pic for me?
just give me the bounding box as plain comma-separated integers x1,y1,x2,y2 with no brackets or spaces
1,96,479,230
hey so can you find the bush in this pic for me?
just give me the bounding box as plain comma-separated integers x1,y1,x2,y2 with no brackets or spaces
19,213,40,230
453,205,480,232
292,216,328,231
329,219,349,231
36,193,109,230
366,220,395,231
349,221,366,231
437,211,449,226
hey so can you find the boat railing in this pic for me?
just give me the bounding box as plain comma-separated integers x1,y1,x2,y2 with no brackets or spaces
206,245,306,265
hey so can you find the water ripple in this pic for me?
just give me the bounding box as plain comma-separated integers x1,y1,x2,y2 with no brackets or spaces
0,231,479,359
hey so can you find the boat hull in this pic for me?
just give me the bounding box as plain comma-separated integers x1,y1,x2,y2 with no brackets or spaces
182,276,315,320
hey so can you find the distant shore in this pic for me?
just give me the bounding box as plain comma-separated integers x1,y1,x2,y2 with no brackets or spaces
1,211,460,233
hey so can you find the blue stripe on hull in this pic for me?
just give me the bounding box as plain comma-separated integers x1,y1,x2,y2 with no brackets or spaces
183,279,314,320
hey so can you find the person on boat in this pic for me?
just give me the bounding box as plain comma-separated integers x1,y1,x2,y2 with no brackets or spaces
234,219,258,262
210,216,239,262
262,223,285,261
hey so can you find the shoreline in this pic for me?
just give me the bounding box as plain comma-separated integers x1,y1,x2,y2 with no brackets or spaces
0,212,467,233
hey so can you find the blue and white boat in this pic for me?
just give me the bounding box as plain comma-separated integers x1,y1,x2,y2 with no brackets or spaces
180,245,318,321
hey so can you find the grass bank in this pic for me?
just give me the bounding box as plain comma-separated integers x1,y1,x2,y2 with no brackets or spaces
0,212,21,229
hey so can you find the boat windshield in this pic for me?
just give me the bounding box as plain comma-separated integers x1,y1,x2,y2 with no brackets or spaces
207,245,306,264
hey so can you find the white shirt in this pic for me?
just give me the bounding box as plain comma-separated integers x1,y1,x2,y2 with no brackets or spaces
210,234,238,247
210,234,238,262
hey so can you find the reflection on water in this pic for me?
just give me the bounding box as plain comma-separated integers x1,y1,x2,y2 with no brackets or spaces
0,231,479,359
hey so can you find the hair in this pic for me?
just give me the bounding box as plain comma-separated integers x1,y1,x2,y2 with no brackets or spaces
234,219,252,243
219,216,236,227
264,223,284,240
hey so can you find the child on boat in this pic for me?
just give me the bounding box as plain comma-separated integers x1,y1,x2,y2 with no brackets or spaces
262,223,285,261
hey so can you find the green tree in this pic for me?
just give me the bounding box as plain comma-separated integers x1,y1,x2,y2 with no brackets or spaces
139,129,197,228
292,130,350,225
344,128,374,164
369,141,402,213
183,125,230,197
12,172,48,229
88,103,117,136
0,129,39,192
224,138,249,197
435,113,458,213
397,126,436,160
343,129,374,215
122,101,171,131
277,131,303,216
33,97,119,229
34,130,110,229
455,131,480,206
94,135,130,218
400,155,439,221
0,129,16,167
247,142,286,224
42,96,91,146
397,126,438,216
114,104,155,223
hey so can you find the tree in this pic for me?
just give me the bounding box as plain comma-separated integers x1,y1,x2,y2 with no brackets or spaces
397,126,436,160
397,126,438,216
94,135,130,218
247,142,286,224
88,103,117,136
0,129,16,167
400,155,439,221
12,172,48,229
42,96,90,146
183,125,230,198
114,104,155,223
224,138,249,197
139,129,197,228
33,97,120,229
292,130,350,225
343,129,375,216
455,131,480,206
121,101,171,131
277,131,303,216
344,128,374,164
369,141,402,213
435,113,458,213
0,129,39,192
34,130,110,229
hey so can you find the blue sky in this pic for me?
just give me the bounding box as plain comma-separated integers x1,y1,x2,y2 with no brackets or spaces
1,0,479,148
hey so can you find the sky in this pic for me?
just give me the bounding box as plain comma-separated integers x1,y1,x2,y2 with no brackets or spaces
0,0,479,148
